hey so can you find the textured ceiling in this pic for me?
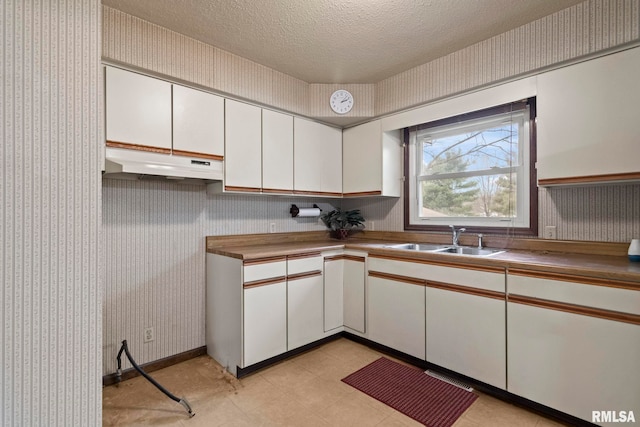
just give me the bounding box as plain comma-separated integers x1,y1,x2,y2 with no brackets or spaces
102,0,584,84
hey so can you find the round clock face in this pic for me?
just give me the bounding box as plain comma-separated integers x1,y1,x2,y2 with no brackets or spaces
330,89,354,114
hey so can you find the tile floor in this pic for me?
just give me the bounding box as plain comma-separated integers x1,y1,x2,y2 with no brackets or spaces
103,338,568,426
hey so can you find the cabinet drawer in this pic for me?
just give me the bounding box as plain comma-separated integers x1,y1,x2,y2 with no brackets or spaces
508,269,640,315
368,256,423,280
369,255,504,293
243,257,286,283
287,253,322,275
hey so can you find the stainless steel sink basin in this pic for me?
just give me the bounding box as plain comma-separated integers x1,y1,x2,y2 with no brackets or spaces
384,243,446,251
384,243,505,257
436,246,505,256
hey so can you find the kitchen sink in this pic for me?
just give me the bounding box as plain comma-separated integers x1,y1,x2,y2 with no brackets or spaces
384,243,447,251
385,243,505,257
436,246,505,256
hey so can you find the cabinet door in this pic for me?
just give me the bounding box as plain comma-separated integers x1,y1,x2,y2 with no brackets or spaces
425,287,505,389
320,124,343,194
294,117,342,195
243,282,287,366
537,47,640,184
507,271,640,424
105,66,172,150
262,109,293,193
343,121,402,197
343,256,366,333
323,256,344,332
287,273,324,350
368,274,425,359
508,302,640,424
225,99,262,191
343,121,382,195
172,85,224,158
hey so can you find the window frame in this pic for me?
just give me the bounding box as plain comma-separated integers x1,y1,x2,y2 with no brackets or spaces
403,97,538,236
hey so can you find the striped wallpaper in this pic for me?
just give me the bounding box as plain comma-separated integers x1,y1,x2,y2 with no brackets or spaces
375,0,640,115
539,185,640,242
2,0,102,425
102,1,640,120
101,0,640,375
102,180,330,375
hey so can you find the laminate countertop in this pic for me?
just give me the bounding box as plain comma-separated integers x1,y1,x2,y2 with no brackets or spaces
207,237,640,286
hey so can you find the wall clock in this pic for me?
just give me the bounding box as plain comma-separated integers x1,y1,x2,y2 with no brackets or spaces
330,89,354,114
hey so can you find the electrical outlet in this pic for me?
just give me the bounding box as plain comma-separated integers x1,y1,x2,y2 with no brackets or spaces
144,327,154,343
544,225,557,239
269,223,276,233
369,221,375,231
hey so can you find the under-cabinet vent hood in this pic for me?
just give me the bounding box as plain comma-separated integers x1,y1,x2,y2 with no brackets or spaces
103,147,224,184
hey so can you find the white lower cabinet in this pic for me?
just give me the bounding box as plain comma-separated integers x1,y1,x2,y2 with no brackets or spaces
507,270,640,425
323,254,344,332
425,287,505,388
368,272,426,360
243,282,287,366
343,254,366,333
287,253,325,350
422,264,506,389
323,251,367,334
287,273,324,350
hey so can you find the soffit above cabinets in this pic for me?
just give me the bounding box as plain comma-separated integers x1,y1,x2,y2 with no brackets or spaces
101,0,583,84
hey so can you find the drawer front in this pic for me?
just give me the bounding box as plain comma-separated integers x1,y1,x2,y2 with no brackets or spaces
422,263,504,293
287,253,323,275
243,258,286,283
368,256,504,293
508,270,640,315
368,256,424,280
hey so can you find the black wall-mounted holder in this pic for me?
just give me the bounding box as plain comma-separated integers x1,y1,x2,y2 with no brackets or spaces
290,204,321,218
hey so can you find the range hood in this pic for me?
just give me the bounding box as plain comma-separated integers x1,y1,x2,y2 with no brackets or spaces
103,147,223,184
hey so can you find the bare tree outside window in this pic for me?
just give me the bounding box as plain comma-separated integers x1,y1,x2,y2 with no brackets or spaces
406,98,536,234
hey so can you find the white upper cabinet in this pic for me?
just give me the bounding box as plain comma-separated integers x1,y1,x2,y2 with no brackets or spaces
342,120,402,197
105,66,172,151
262,109,294,193
537,47,640,185
294,117,343,196
172,85,224,159
224,99,262,191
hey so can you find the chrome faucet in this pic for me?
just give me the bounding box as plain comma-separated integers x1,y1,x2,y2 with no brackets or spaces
449,225,466,246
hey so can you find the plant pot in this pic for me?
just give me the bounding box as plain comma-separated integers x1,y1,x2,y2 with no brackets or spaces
629,238,640,262
332,229,350,240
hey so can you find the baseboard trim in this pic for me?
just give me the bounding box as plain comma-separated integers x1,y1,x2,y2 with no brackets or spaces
342,332,597,427
236,333,342,378
102,346,207,387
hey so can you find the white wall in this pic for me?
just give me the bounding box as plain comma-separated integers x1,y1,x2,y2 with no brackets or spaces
1,1,102,425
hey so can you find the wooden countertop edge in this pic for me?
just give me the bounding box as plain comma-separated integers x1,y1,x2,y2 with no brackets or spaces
205,237,640,285
361,246,640,285
207,242,346,260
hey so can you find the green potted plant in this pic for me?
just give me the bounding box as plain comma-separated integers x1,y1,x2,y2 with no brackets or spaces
320,208,365,240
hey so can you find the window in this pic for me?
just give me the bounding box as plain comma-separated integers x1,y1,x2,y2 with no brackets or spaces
405,98,537,235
